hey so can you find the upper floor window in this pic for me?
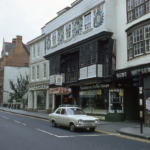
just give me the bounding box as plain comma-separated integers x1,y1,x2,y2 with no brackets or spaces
37,44,40,57
25,63,28,67
32,66,35,80
52,31,57,46
36,65,39,80
65,23,71,39
43,63,46,78
127,23,150,59
127,0,150,22
33,46,35,58
84,13,91,30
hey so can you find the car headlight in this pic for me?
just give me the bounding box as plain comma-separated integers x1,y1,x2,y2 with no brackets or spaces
78,119,83,125
95,119,99,124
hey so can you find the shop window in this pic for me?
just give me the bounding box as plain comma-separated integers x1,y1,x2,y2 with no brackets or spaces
80,89,109,114
127,0,149,23
144,76,150,113
109,89,124,113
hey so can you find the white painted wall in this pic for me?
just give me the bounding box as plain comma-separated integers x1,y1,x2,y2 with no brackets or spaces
116,0,150,70
45,0,117,55
3,66,29,103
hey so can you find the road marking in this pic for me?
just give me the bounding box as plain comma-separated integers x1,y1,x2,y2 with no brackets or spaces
97,130,150,144
14,120,21,124
22,123,26,126
1,116,9,119
35,128,119,138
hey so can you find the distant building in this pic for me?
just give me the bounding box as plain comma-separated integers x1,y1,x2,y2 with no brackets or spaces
27,34,50,113
0,35,30,104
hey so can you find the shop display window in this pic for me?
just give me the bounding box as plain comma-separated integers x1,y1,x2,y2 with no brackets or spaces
80,89,109,114
109,89,124,113
144,76,150,113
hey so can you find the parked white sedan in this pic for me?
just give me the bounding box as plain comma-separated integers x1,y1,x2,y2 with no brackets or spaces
48,105,99,132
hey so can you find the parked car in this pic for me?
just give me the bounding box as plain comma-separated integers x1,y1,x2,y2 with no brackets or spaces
48,105,99,132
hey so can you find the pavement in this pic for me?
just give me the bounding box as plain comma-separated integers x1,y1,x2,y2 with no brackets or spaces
0,107,150,140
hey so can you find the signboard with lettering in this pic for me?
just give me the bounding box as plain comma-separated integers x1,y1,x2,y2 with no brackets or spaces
80,84,109,90
34,84,48,89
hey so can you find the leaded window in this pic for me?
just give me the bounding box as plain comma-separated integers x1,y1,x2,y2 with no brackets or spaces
127,0,150,22
127,23,150,59
145,25,150,53
84,13,91,30
52,31,56,46
65,24,71,39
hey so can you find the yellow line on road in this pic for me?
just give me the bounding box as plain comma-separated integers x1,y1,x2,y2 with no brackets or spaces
96,130,150,144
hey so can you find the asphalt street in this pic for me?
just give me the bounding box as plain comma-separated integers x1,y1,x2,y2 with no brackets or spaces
0,110,150,150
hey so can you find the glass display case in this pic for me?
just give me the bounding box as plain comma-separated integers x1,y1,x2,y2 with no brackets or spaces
109,89,124,113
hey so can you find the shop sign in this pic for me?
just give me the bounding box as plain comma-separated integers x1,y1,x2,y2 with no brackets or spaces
55,75,62,86
80,84,109,90
34,84,48,89
116,72,127,78
131,67,150,75
49,87,71,94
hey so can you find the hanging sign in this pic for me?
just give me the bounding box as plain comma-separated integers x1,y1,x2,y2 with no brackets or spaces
55,75,62,85
119,91,124,96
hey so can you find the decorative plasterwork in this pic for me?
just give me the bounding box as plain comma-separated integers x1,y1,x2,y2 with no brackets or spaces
72,17,83,37
93,4,104,27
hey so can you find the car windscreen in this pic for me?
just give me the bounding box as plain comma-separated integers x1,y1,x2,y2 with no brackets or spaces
66,108,86,115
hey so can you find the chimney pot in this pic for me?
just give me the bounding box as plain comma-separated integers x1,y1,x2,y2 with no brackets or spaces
12,38,16,44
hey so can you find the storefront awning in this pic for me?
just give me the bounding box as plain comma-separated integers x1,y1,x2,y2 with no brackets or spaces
49,87,71,94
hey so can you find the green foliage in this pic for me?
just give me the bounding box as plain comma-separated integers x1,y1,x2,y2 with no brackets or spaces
9,74,29,104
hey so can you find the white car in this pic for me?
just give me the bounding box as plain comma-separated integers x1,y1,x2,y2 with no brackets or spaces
48,105,99,132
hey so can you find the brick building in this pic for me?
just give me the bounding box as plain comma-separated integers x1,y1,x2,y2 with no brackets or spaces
0,35,30,104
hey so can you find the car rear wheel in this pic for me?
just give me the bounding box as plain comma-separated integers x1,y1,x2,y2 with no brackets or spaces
89,128,95,132
52,120,57,127
70,123,76,132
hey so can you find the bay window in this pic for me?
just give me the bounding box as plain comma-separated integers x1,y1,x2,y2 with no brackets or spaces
127,0,150,22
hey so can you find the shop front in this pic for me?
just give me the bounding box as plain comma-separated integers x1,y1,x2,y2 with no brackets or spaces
79,83,125,121
115,63,150,126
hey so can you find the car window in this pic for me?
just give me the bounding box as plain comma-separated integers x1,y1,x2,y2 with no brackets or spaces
61,109,66,115
56,109,61,114
66,108,86,115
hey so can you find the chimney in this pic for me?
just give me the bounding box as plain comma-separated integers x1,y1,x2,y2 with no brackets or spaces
12,38,16,44
16,35,22,46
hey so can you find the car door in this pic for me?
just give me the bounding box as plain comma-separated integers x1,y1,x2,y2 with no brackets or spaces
59,109,68,127
55,108,61,125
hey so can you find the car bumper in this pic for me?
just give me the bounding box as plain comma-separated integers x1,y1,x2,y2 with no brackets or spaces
75,124,98,128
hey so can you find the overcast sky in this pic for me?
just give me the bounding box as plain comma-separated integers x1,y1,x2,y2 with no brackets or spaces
0,0,74,54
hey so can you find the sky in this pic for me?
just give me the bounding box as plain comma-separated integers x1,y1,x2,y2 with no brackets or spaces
0,0,74,54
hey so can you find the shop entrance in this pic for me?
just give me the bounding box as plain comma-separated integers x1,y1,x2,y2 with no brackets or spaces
124,88,139,120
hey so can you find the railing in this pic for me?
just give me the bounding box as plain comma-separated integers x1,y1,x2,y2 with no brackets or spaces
65,70,79,83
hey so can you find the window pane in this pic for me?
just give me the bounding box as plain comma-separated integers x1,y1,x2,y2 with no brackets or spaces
146,1,150,12
84,13,91,30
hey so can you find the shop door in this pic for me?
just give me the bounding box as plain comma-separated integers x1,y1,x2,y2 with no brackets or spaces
124,89,139,120
55,95,61,110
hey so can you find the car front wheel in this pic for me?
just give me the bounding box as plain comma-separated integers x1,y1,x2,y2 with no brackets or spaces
52,120,57,127
89,128,95,132
70,123,76,132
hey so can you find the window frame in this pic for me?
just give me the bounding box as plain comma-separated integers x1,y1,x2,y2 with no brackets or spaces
127,21,150,60
65,23,72,40
36,65,39,80
33,46,35,59
32,66,35,81
127,0,150,23
51,31,57,46
84,12,92,31
43,63,46,79
37,43,40,57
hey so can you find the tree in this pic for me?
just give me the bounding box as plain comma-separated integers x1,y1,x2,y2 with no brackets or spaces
8,74,29,104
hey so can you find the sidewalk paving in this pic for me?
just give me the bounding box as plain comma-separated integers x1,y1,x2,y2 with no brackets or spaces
0,107,150,140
